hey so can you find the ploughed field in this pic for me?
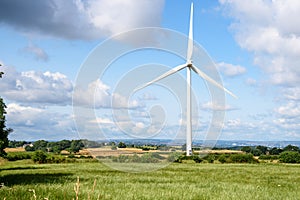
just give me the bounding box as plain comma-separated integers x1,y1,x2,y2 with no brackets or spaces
0,159,300,199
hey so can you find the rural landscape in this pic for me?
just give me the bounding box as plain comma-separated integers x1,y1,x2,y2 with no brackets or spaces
1,140,300,199
1,0,300,199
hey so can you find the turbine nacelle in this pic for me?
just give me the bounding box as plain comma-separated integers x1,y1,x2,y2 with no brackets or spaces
187,61,193,68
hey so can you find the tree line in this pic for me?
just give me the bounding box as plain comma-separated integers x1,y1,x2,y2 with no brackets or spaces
24,139,84,153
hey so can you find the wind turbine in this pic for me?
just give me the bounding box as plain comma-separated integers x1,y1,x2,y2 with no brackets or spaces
135,2,237,156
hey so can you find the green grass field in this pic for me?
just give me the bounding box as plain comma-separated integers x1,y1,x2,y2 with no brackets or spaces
1,160,300,200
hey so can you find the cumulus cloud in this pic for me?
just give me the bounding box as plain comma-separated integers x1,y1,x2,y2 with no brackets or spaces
6,103,77,140
275,102,300,119
282,87,300,101
217,62,246,77
0,66,73,105
73,79,140,109
219,0,300,139
219,0,300,86
0,0,165,40
1,66,141,109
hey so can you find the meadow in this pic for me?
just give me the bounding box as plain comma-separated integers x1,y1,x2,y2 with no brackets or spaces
1,159,300,200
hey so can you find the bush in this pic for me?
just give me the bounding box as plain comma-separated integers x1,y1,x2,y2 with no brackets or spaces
203,154,217,163
6,152,32,161
111,153,163,163
218,154,230,163
259,155,279,160
32,150,47,163
279,151,300,163
229,153,258,163
176,155,203,163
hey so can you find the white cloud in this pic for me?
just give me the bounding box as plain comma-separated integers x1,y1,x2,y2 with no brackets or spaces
217,62,246,77
275,102,300,118
6,103,77,140
202,101,237,111
86,0,164,36
90,117,113,124
73,79,111,108
1,66,139,109
282,87,300,101
220,0,300,86
0,66,73,105
73,79,140,109
219,0,300,140
0,0,165,40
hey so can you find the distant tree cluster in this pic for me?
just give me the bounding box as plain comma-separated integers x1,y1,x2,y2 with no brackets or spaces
25,139,85,153
241,144,300,163
241,145,300,156
8,140,28,148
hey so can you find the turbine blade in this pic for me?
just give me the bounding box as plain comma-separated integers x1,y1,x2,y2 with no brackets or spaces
134,64,187,92
191,65,237,98
186,2,194,62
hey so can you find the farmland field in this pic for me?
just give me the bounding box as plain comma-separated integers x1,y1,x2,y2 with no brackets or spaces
1,160,300,199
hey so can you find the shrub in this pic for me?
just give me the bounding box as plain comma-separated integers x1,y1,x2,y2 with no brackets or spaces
279,151,300,163
229,154,258,163
111,153,162,163
218,154,230,163
203,154,217,163
259,155,279,160
32,150,47,163
6,152,32,161
176,155,203,163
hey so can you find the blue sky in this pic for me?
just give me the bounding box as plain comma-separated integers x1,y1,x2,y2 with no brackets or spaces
0,0,300,142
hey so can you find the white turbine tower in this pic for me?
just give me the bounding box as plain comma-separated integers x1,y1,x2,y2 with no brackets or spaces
135,2,237,156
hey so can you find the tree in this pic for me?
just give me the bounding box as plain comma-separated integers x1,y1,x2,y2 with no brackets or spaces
241,146,252,153
269,147,283,155
283,145,300,152
0,72,13,156
256,145,268,155
32,140,48,152
118,142,126,148
68,140,84,153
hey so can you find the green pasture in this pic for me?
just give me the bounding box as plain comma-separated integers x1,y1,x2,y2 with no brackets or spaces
0,160,300,199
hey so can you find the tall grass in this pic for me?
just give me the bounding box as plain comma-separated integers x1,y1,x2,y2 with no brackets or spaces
1,160,300,199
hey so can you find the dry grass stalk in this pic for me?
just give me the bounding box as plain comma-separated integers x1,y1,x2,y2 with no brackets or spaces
88,179,97,200
74,176,80,200
29,189,37,200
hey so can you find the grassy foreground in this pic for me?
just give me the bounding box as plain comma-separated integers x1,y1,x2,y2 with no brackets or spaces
0,160,300,200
